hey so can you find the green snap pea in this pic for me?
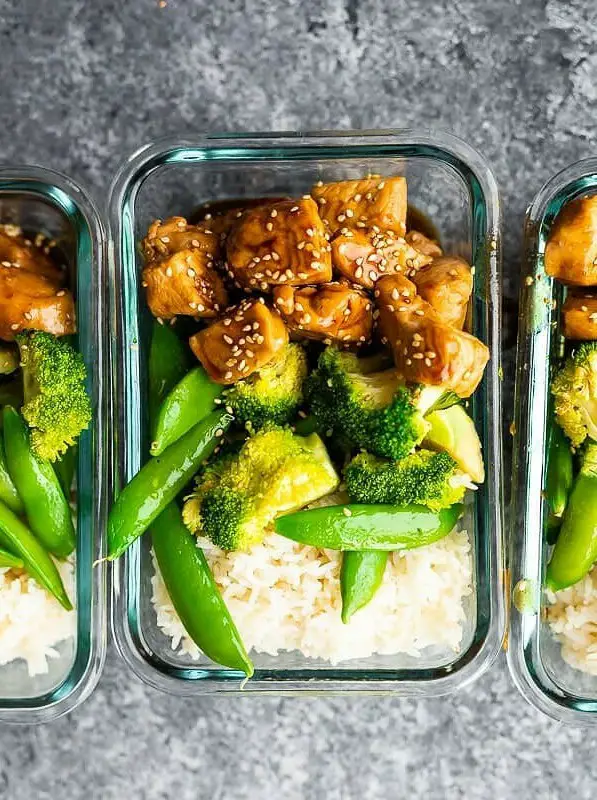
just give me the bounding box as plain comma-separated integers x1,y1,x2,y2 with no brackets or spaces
3,406,75,558
275,503,463,551
0,548,24,569
151,367,223,456
54,445,77,499
152,503,253,676
0,500,72,609
0,435,24,515
340,550,388,623
544,418,574,544
148,321,190,429
108,409,233,560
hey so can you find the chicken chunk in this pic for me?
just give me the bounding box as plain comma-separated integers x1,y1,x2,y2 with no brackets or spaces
405,230,443,259
562,292,597,339
331,229,431,289
189,297,288,384
545,196,597,285
0,226,65,283
376,274,489,398
411,256,473,328
311,176,407,237
142,217,228,320
226,198,332,291
273,282,373,346
0,265,75,341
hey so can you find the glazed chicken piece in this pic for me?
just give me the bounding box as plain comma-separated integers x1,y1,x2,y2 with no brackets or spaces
142,217,228,320
0,265,75,340
0,226,65,283
405,230,443,259
562,292,597,339
189,297,288,384
376,274,489,398
545,196,597,285
331,228,431,289
311,176,407,237
411,256,473,329
226,198,332,291
273,282,373,346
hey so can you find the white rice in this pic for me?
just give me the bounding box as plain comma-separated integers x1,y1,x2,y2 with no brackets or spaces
152,528,473,666
0,560,76,676
547,568,597,674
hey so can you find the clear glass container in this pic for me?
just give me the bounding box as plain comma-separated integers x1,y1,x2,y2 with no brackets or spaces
0,166,108,723
108,131,504,695
509,158,597,723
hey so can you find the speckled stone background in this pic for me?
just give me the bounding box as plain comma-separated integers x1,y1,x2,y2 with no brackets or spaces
0,0,596,797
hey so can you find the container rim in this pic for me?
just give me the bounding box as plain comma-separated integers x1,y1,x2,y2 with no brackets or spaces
509,156,597,724
0,163,108,724
108,128,504,696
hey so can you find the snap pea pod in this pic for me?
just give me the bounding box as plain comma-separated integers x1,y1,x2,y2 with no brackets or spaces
0,500,72,609
108,409,233,560
0,548,23,569
152,503,253,676
275,503,463,551
54,445,77,499
151,367,223,456
3,407,76,558
148,321,190,430
544,417,574,544
0,436,24,515
340,550,388,623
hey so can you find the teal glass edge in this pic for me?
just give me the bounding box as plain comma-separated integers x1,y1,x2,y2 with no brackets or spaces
108,131,504,695
0,166,108,723
509,157,597,723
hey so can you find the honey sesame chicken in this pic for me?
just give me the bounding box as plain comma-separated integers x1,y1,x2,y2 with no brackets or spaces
0,266,76,341
311,176,407,237
0,226,66,283
273,282,373,346
562,291,597,340
411,256,473,329
331,228,432,289
142,217,228,320
225,198,332,291
405,230,443,259
376,274,489,398
189,297,289,384
545,195,597,285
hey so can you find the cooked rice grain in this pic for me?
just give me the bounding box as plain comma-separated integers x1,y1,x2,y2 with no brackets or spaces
152,529,472,666
0,559,76,676
547,568,597,674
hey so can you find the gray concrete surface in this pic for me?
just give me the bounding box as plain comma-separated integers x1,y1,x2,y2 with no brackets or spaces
0,0,596,797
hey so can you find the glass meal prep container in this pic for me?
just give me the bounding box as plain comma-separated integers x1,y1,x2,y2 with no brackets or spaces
108,130,504,696
0,166,108,723
509,157,597,723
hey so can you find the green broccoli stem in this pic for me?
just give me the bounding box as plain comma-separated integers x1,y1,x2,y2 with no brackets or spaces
547,444,597,590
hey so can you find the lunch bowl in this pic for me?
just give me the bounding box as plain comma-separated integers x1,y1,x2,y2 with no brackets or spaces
109,130,504,695
509,158,597,723
0,166,108,723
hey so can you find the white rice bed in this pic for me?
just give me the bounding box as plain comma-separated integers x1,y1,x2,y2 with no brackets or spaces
548,569,597,675
0,559,76,676
152,528,473,666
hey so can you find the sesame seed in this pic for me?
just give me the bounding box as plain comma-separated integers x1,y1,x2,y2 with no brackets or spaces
525,276,534,286
311,261,322,270
470,267,476,275
318,197,327,205
355,267,363,279
386,304,395,312
342,507,352,517
223,334,233,344
369,271,377,281
406,358,412,365
191,239,200,247
413,353,424,360
263,254,272,261
291,206,299,212
160,236,170,243
272,252,280,262
306,228,314,237
197,304,205,312
297,242,305,250
166,267,173,277
425,358,432,367
223,318,232,326
337,214,346,223
1,261,10,267
56,290,66,297
271,209,278,218
266,222,273,232
10,323,19,331
582,305,589,312
391,288,399,300
187,268,196,277
189,301,197,309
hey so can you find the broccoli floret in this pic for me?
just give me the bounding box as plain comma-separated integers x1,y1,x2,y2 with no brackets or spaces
305,348,443,460
17,331,92,461
182,426,339,550
551,343,597,448
224,343,308,431
344,450,469,511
